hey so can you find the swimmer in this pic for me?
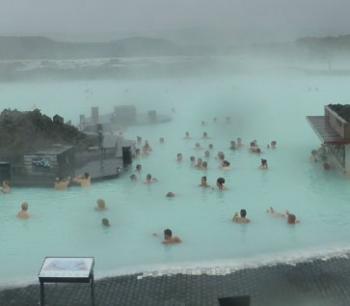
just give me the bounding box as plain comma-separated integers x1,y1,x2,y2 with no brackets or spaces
202,132,210,139
271,141,277,149
221,160,231,170
266,207,300,224
137,136,142,145
159,137,165,144
202,161,208,170
199,176,210,188
195,158,203,169
54,177,70,190
250,146,261,154
184,132,191,139
166,192,176,198
130,174,138,181
95,199,107,211
162,229,182,244
102,218,110,227
176,153,183,162
201,121,206,126
216,177,226,191
145,174,158,184
286,212,300,224
142,141,152,154
190,156,196,166
233,209,250,224
135,148,141,158
195,142,202,150
217,152,225,161
204,150,210,159
260,159,268,170
208,144,214,150
237,137,243,148
136,164,142,173
17,202,30,219
230,141,237,150
74,172,91,187
266,207,285,218
0,180,11,193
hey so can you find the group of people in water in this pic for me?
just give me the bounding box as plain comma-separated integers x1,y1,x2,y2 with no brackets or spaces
5,116,301,245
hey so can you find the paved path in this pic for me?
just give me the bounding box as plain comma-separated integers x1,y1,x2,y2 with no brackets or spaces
1,256,350,306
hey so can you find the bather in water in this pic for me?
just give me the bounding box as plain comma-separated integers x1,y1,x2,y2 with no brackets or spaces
199,176,210,188
17,202,30,219
259,159,268,170
74,172,91,187
0,180,11,193
232,209,251,224
54,177,70,190
145,174,158,184
95,199,107,211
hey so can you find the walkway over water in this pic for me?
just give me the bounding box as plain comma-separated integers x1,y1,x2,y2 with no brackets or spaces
1,255,349,306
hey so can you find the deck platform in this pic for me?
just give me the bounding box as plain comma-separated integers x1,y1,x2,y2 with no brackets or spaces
307,116,350,144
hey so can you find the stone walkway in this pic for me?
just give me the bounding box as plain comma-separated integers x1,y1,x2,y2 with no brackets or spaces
1,256,350,306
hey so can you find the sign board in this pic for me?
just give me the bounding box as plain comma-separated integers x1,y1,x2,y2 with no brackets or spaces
39,257,94,279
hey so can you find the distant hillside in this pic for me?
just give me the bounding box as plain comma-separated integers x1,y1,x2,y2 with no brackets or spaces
0,36,182,59
296,35,350,53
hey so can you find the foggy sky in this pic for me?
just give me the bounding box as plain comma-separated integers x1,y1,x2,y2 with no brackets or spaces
1,0,350,43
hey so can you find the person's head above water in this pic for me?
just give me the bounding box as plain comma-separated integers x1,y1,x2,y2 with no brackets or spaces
177,153,183,161
287,213,297,224
159,137,165,143
209,144,214,150
217,152,225,160
202,161,208,169
146,174,152,181
84,172,90,179
261,159,268,167
222,160,230,167
21,202,29,211
195,142,201,149
185,131,190,137
102,218,110,227
97,199,106,210
136,164,142,172
203,132,208,138
190,156,196,163
164,228,173,240
130,174,137,181
201,176,208,186
217,177,225,188
240,209,247,218
204,150,210,158
166,192,175,198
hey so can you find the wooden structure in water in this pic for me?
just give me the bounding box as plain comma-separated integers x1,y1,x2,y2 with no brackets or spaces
307,105,350,173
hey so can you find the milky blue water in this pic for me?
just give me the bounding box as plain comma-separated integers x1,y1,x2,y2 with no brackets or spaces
1,71,350,286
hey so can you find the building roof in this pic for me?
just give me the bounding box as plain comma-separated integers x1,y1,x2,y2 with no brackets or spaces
307,116,350,144
25,145,73,156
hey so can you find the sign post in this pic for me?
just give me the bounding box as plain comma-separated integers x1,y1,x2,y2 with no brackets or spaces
38,257,95,306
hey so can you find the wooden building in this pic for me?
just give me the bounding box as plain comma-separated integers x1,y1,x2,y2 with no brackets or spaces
307,105,350,173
